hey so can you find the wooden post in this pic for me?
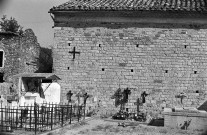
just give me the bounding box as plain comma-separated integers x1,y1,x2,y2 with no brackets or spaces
70,104,72,124
137,98,139,116
78,105,80,122
84,104,86,120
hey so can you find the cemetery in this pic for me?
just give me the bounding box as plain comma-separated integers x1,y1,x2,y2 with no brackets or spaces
0,73,92,134
1,0,207,134
0,73,207,134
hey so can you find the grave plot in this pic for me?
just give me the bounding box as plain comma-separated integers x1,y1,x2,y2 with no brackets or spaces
109,88,152,123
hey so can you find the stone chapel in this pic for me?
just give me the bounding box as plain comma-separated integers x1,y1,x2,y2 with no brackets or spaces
49,0,207,115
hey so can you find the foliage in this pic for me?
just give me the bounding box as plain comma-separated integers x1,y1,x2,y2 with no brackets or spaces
0,15,23,34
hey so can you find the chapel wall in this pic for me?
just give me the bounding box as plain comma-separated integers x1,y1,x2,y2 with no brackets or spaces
53,26,207,116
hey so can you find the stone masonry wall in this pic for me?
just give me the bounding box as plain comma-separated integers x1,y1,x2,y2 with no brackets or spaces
0,29,40,82
0,34,21,81
19,29,40,74
53,26,207,116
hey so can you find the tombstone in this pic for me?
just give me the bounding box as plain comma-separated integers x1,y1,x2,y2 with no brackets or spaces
0,95,7,108
83,93,89,105
67,90,73,103
0,95,7,121
20,92,45,106
141,91,149,103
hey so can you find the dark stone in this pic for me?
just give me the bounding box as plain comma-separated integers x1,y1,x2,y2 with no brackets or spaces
119,63,127,67
84,33,91,37
154,80,163,83
119,33,124,39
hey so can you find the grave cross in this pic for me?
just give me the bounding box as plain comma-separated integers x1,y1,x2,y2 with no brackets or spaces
123,88,131,102
69,47,80,60
83,93,90,105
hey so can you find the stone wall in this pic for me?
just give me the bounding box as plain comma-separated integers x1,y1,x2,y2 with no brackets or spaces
0,29,40,82
19,29,40,74
53,26,207,115
0,34,20,81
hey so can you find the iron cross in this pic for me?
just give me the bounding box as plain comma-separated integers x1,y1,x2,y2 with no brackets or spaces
69,47,80,60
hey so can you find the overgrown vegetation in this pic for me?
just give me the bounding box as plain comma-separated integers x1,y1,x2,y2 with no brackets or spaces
0,15,53,73
0,15,23,35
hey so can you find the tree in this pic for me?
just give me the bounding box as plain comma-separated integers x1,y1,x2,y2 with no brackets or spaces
0,15,23,34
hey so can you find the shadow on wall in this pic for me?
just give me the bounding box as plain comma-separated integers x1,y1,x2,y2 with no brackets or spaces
197,101,207,112
33,47,53,73
202,131,207,135
59,22,207,30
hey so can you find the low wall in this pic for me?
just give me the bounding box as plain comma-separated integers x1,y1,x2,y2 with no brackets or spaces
164,112,207,133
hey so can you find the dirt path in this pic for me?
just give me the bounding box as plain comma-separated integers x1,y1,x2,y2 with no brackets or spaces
45,118,205,135
60,119,116,135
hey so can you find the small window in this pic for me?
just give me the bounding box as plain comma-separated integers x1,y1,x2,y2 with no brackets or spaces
42,79,52,83
0,73,4,83
0,50,4,68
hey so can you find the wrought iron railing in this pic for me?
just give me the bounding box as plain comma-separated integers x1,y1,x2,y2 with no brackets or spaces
0,103,86,134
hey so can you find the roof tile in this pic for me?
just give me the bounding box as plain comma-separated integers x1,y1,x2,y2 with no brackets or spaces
50,0,207,12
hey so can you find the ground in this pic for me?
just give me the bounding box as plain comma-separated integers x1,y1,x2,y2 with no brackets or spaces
4,117,206,135
46,118,205,135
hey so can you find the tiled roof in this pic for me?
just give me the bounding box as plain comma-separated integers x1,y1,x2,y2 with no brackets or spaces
50,0,207,12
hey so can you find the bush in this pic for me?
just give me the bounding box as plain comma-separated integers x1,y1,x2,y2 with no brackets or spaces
0,15,23,34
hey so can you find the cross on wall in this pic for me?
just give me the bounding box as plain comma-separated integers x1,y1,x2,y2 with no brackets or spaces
69,47,80,60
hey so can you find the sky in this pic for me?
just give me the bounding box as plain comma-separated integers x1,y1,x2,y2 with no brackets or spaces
0,0,68,48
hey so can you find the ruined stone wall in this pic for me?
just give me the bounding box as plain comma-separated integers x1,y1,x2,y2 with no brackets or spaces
53,26,207,116
19,29,40,74
0,29,40,82
0,34,21,81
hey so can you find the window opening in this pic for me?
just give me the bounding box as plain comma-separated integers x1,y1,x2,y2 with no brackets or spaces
0,50,4,68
